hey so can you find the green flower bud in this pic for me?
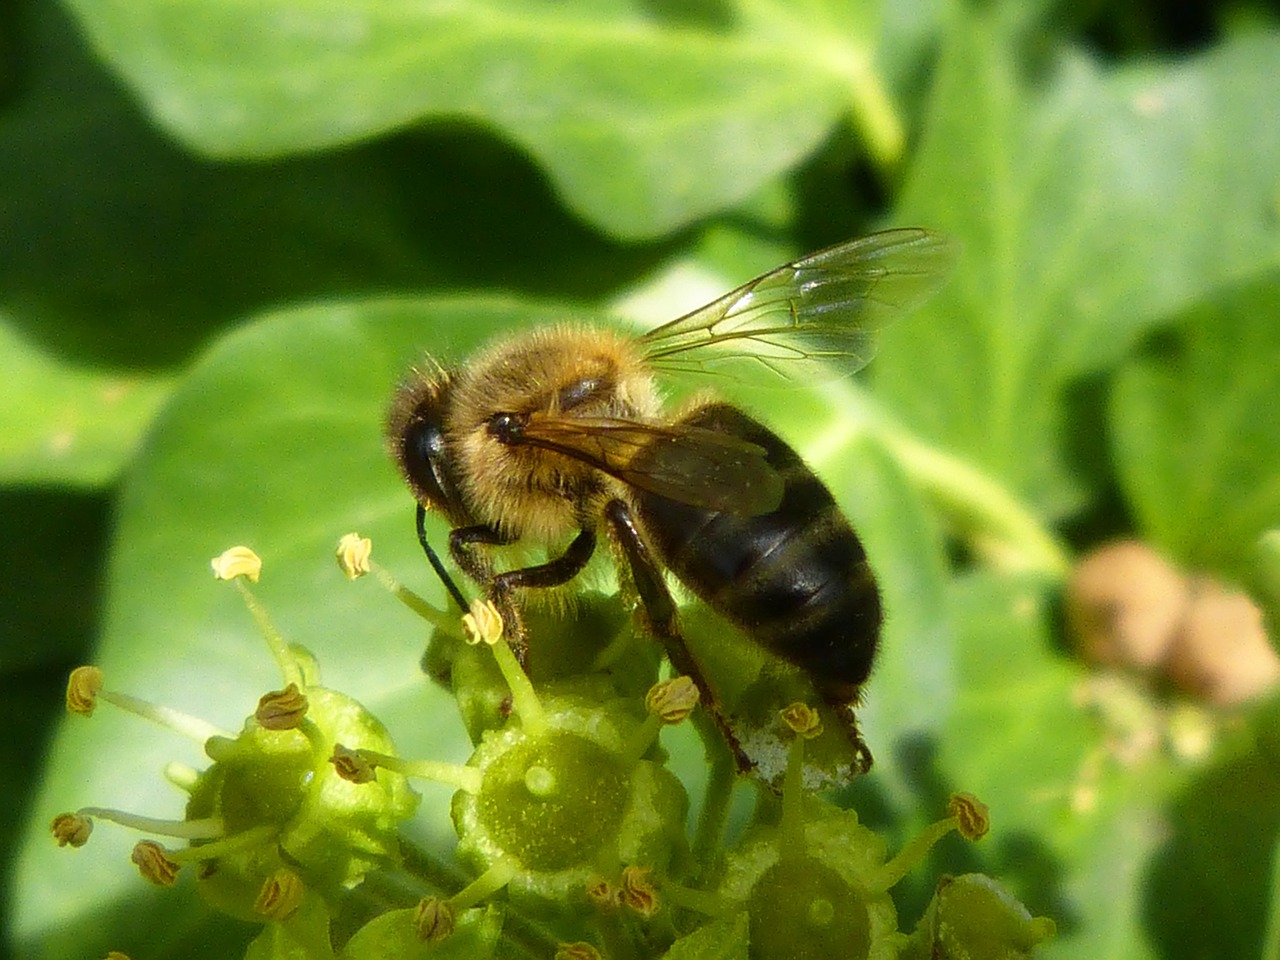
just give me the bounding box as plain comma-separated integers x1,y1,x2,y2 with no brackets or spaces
906,874,1056,960
439,592,658,744
190,684,419,920
719,804,899,960
719,717,994,960
451,693,688,915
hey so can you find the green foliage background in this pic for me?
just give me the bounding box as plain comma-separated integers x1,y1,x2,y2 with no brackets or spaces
3,0,1279,957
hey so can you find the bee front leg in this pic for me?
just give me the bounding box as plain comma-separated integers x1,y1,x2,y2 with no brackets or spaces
448,523,512,585
604,499,756,777
446,524,528,658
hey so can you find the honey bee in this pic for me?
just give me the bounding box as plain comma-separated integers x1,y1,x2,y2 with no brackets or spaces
387,228,953,776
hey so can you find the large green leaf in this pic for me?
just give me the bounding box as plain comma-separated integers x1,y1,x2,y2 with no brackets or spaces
58,0,918,238
2,0,660,373
878,15,1280,516
11,292,947,958
0,317,173,486
1111,272,1280,579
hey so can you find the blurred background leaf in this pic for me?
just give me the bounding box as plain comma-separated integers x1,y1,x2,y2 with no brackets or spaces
0,0,669,372
58,0,940,237
880,12,1280,518
1112,273,1280,582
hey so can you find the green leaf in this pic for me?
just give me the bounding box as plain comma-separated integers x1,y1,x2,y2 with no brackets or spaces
244,896,335,960
830,431,953,809
878,15,1280,515
1143,720,1280,960
0,316,173,486
1111,273,1280,579
59,0,913,238
0,490,109,671
3,1,654,372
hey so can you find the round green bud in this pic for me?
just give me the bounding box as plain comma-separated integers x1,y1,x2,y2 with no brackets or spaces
452,694,688,914
748,856,871,960
188,685,419,920
475,731,630,873
720,804,899,960
912,873,1056,960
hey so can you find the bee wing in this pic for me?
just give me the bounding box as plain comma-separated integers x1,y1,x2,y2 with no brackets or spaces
641,227,955,378
519,414,784,515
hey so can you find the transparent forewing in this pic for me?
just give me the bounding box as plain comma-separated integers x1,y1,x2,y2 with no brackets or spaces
640,228,955,378
520,414,784,515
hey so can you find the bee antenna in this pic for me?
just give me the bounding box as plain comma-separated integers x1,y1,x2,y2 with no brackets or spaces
416,503,470,612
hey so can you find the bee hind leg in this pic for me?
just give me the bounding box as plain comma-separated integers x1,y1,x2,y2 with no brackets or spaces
825,693,874,775
604,499,756,777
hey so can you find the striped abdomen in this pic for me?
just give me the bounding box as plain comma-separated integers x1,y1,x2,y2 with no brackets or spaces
633,403,880,697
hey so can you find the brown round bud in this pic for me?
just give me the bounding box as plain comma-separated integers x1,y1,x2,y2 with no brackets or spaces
462,599,504,646
335,533,373,580
329,743,377,784
779,702,824,739
620,866,659,918
210,546,262,582
586,877,620,911
254,867,305,921
1065,540,1188,671
66,666,104,717
131,840,180,886
555,943,603,960
1165,578,1280,706
644,676,700,723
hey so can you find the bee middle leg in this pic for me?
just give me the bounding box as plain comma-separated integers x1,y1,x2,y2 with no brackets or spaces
604,499,756,776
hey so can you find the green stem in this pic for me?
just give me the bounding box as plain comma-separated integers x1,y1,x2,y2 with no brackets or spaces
878,425,1071,579
360,750,483,793
662,880,738,919
373,563,463,639
168,824,279,863
76,808,223,840
869,816,958,893
594,909,640,960
448,860,517,909
778,735,806,866
621,714,664,766
398,840,556,960
97,690,231,744
691,732,737,875
844,51,903,169
490,637,546,736
235,579,303,688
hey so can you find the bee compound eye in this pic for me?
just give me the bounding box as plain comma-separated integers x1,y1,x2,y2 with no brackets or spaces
406,418,444,466
402,419,453,505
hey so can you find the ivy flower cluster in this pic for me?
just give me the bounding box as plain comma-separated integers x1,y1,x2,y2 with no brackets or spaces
53,538,1055,960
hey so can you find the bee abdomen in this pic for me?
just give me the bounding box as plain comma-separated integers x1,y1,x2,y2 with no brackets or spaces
634,404,881,691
